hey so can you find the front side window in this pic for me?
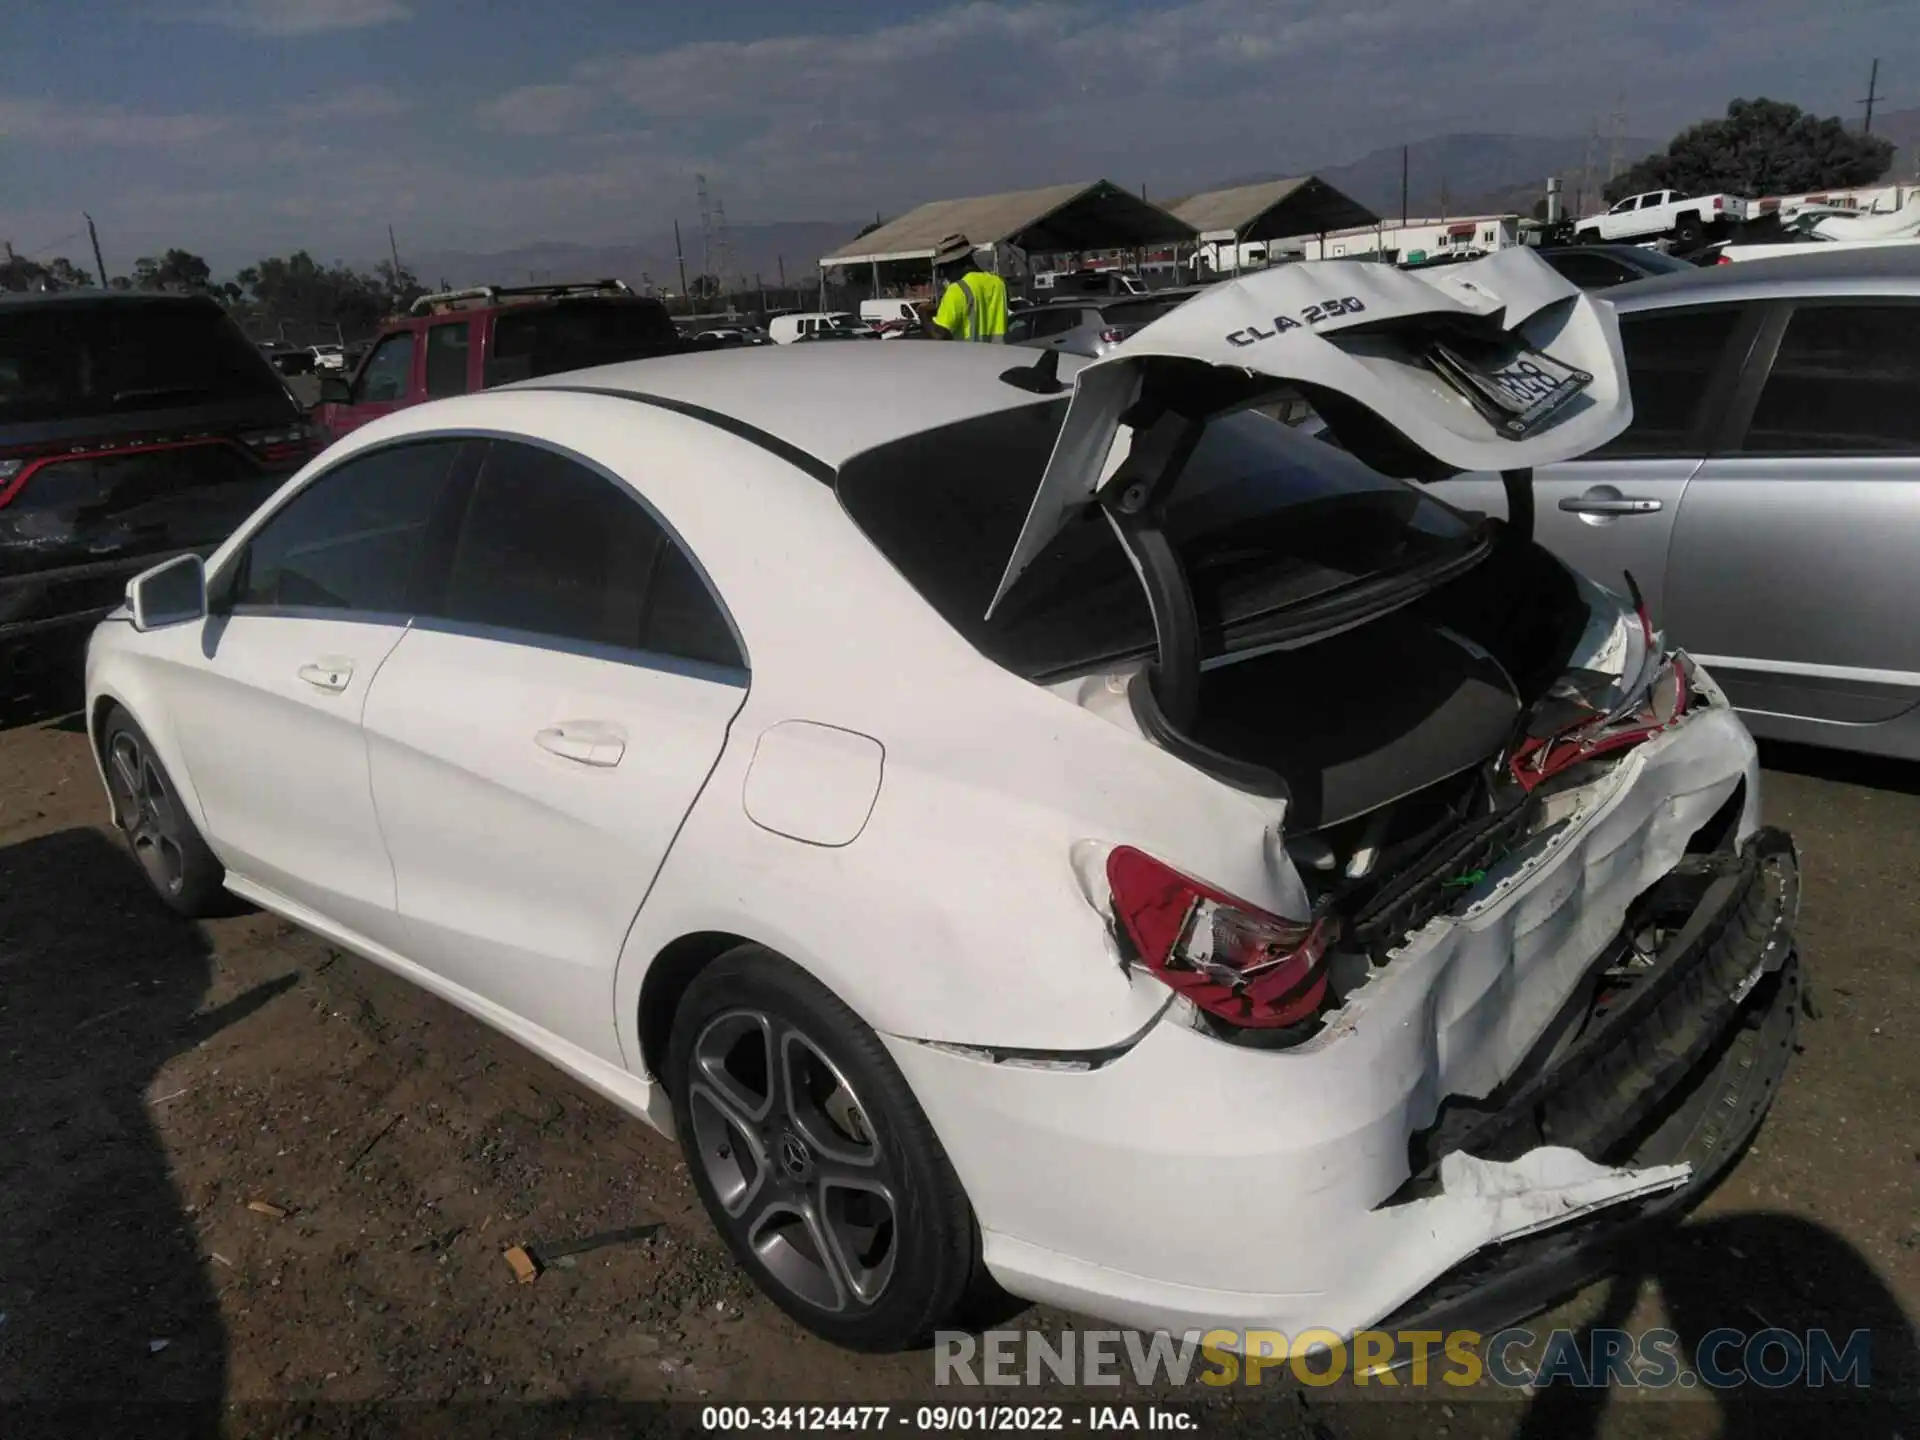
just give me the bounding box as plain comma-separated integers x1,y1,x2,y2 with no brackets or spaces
1741,304,1920,454
427,439,742,669
1590,305,1745,459
231,441,466,613
354,331,415,404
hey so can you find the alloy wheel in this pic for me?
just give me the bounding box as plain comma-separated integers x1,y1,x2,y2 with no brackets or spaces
109,730,186,898
686,1009,899,1314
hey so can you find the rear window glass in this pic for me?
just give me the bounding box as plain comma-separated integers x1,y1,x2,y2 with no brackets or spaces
1100,294,1193,327
484,300,683,386
838,403,1481,680
0,298,284,424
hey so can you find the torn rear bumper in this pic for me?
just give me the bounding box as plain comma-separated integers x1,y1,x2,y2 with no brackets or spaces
887,708,1801,1342
1374,827,1803,1345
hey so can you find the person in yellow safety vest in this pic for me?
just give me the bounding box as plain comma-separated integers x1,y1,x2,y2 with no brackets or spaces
925,233,1008,343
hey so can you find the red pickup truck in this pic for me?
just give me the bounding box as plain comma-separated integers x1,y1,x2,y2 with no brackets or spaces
317,280,687,440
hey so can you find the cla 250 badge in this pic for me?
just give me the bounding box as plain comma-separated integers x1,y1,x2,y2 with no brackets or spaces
1225,296,1365,347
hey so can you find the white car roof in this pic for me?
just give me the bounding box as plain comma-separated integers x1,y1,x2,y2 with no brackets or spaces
507,343,1085,471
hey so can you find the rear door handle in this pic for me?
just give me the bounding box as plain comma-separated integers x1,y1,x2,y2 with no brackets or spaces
297,660,353,692
535,722,626,768
1558,496,1663,516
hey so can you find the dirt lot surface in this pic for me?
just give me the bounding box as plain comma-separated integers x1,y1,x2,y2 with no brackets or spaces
1,644,1915,1438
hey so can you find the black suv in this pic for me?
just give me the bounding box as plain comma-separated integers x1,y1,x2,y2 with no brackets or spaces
1,291,318,648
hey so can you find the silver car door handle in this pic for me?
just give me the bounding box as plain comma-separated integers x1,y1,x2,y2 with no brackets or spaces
535,723,626,768
296,660,353,692
1558,496,1663,516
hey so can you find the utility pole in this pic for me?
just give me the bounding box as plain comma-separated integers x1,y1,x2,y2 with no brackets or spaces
1579,117,1600,215
85,212,107,287
777,253,786,288
387,223,402,279
1606,94,1627,184
673,219,689,304
696,173,714,282
1860,58,1881,133
1400,144,1409,225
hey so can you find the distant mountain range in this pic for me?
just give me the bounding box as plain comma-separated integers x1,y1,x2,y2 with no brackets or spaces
400,112,1920,291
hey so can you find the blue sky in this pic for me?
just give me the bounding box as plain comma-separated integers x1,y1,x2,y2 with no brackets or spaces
2,0,1913,276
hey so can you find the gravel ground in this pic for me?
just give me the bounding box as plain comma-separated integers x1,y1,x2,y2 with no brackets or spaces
0,642,1914,1438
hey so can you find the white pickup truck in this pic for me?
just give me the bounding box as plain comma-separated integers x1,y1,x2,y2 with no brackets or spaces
1574,189,1749,248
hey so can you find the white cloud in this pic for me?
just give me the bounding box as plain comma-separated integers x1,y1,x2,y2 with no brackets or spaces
182,0,413,37
0,97,229,148
281,84,411,123
474,84,602,136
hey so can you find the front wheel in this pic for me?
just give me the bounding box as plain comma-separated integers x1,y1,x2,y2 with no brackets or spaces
100,705,229,918
667,945,985,1351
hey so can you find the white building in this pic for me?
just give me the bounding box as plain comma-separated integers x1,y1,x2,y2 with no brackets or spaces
1289,215,1525,265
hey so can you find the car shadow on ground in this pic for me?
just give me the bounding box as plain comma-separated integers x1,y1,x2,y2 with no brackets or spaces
0,826,294,1434
1511,1213,1920,1438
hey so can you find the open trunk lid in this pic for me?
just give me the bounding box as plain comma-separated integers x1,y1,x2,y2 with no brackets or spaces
988,247,1633,618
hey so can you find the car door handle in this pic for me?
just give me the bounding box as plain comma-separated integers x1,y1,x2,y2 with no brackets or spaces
296,660,353,692
1558,496,1663,516
535,722,626,768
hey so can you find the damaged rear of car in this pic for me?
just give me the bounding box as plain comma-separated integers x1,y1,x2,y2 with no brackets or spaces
847,249,1803,1342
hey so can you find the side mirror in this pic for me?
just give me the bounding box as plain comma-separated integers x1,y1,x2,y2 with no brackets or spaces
127,554,207,632
318,374,352,405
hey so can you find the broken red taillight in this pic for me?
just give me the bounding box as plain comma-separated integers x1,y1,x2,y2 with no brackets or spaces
1106,846,1333,1029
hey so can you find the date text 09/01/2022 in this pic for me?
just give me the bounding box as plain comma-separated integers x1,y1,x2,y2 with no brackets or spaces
701,1404,1197,1431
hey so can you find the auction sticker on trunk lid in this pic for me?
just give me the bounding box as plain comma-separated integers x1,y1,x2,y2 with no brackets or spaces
1428,341,1592,438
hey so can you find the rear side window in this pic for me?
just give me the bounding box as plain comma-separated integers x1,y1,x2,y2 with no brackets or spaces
1591,306,1744,458
232,441,465,613
1543,252,1636,289
482,301,682,387
424,321,470,398
0,298,284,424
838,405,1479,680
428,439,742,669
1100,294,1192,327
1027,308,1084,340
1741,304,1920,454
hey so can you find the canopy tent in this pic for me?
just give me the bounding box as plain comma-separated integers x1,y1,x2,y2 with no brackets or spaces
1167,176,1380,246
819,180,1196,270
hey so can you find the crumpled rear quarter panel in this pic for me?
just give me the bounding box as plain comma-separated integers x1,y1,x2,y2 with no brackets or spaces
886,702,1761,1337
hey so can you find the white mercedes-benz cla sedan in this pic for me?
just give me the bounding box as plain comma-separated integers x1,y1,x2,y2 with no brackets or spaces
85,254,1802,1355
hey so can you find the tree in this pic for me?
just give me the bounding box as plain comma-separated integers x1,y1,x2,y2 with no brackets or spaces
688,272,722,301
0,255,50,292
233,250,400,338
1606,98,1894,204
372,257,426,311
46,257,94,289
131,248,214,293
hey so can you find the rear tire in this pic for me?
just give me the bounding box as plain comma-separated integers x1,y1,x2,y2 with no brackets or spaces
100,705,228,918
1675,217,1705,252
667,945,984,1351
